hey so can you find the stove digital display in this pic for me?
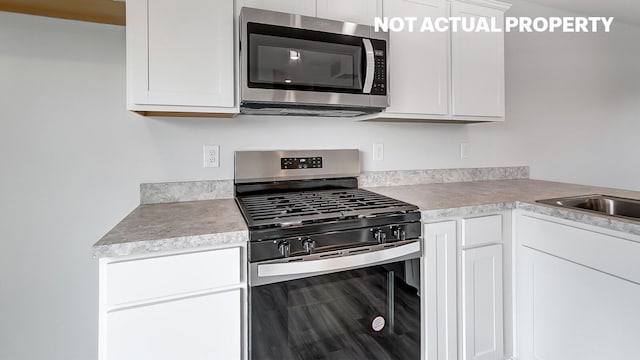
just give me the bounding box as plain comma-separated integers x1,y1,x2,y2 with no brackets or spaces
281,157,323,170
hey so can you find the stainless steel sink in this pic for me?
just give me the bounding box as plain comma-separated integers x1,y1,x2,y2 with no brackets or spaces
537,194,640,220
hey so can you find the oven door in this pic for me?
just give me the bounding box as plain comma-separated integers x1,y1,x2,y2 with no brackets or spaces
240,8,388,108
249,244,421,360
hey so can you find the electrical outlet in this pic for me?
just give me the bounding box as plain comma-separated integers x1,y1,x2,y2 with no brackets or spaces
373,143,384,161
203,145,220,168
460,142,470,159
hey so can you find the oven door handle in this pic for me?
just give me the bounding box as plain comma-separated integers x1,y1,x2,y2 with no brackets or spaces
362,38,375,94
257,242,420,278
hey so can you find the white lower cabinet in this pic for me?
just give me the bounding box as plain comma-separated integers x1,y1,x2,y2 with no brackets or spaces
107,290,241,360
425,209,640,360
517,247,640,360
461,245,503,360
515,212,640,360
424,221,458,360
99,245,246,360
424,213,509,360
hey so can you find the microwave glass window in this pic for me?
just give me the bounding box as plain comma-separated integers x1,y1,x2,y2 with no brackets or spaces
249,34,363,91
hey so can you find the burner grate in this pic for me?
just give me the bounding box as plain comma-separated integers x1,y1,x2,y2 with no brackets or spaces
237,188,418,228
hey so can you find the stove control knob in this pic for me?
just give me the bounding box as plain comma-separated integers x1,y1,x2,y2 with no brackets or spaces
392,226,406,241
302,238,316,254
374,229,387,244
278,241,291,258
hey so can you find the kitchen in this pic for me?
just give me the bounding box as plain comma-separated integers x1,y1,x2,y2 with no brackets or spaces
1,0,639,359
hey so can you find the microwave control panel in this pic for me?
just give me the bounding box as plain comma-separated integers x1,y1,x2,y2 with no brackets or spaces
370,39,387,96
281,157,323,170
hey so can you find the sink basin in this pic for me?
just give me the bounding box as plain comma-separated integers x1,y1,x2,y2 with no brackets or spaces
537,194,640,221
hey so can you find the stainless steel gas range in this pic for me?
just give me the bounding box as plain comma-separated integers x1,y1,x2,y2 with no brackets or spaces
234,149,422,360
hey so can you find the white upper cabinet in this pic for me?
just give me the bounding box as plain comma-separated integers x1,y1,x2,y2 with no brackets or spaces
377,0,511,123
126,0,236,116
383,0,449,116
317,0,382,25
241,0,317,16
124,0,509,119
241,0,381,24
451,1,506,117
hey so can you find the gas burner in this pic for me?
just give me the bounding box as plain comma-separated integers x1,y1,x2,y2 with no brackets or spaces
237,188,417,229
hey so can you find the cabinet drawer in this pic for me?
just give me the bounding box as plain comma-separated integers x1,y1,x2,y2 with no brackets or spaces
107,247,241,307
517,214,640,283
462,214,502,247
107,289,241,360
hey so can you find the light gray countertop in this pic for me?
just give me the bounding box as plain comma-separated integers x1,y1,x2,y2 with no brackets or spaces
92,199,248,258
94,179,640,258
368,179,640,234
367,179,640,211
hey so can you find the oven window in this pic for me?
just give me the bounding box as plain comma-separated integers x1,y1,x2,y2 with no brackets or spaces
250,260,421,360
247,23,364,93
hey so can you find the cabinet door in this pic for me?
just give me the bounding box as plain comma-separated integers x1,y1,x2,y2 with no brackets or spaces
127,0,235,108
106,290,241,360
384,0,448,116
317,0,380,25
516,247,640,360
241,0,316,17
461,245,503,360
424,221,458,360
450,1,505,117
515,213,640,360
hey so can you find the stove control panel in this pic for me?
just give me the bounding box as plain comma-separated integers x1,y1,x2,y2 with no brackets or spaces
281,157,323,170
248,219,422,263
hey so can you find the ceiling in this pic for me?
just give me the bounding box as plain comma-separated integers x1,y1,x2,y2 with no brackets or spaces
523,0,640,27
0,0,125,25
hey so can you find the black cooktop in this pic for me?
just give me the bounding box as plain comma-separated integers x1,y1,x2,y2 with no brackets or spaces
236,188,418,229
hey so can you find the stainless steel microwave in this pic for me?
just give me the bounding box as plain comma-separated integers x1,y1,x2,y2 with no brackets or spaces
240,8,390,117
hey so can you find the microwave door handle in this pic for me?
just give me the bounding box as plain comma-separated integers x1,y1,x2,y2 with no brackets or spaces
362,38,375,94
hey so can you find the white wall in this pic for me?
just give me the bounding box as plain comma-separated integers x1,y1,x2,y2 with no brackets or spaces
2,2,640,359
0,13,137,360
472,0,640,190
